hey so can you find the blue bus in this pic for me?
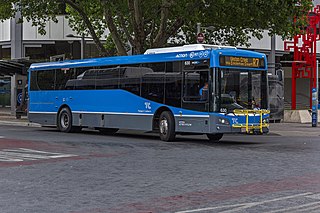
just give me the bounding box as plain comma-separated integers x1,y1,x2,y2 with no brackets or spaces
28,44,269,141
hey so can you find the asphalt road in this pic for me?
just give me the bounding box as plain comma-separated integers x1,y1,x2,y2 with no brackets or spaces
0,124,320,213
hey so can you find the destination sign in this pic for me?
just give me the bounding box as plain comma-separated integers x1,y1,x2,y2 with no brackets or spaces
219,56,265,68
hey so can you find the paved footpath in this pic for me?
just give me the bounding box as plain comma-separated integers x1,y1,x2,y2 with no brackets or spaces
269,122,320,137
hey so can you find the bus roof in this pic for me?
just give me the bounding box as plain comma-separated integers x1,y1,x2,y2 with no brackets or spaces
29,45,266,71
144,44,236,54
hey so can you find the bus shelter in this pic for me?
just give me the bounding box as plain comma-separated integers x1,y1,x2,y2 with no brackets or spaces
0,59,30,118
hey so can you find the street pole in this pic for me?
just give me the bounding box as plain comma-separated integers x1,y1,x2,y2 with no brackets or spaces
312,60,319,127
10,4,24,117
81,34,85,59
270,35,276,75
316,60,319,125
196,23,201,43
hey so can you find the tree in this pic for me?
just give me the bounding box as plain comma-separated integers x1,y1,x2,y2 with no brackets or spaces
0,0,313,56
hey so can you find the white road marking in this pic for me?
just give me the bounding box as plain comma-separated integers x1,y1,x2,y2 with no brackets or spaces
306,193,320,200
176,192,313,213
309,208,320,213
4,148,62,155
0,157,23,162
265,201,320,213
176,204,250,213
0,148,77,162
295,204,320,212
0,136,5,138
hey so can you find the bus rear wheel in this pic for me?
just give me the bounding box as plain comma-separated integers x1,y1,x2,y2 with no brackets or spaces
57,107,79,133
207,133,223,142
159,111,175,142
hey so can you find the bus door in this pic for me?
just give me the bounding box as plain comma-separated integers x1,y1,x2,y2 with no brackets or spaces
182,65,210,112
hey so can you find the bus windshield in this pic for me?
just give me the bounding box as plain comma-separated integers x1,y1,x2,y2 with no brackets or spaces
217,68,268,113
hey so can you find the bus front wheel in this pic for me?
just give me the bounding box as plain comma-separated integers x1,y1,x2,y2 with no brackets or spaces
159,111,175,142
57,107,78,133
207,133,223,142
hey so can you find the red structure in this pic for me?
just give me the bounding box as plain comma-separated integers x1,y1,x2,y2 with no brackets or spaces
284,5,320,109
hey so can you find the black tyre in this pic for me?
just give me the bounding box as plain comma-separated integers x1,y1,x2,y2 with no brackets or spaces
57,107,79,133
98,128,119,135
206,133,223,142
159,111,175,142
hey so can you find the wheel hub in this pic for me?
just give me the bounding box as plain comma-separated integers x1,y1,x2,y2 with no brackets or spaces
160,118,168,135
61,113,69,129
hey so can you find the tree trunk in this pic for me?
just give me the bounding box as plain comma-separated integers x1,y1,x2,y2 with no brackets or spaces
128,0,146,54
102,5,128,56
63,0,110,56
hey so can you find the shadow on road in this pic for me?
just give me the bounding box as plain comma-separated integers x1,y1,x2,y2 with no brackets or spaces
37,127,268,147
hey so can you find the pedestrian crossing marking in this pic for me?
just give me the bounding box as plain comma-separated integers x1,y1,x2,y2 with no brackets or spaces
176,192,320,213
0,148,77,162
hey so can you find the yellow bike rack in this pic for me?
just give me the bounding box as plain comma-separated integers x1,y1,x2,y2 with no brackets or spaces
232,109,270,134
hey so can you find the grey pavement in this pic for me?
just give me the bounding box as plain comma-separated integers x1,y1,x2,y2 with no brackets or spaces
0,107,319,136
0,107,40,127
0,120,320,213
269,122,320,137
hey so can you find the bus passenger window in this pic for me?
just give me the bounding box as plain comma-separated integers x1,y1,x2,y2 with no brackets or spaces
119,67,151,95
95,68,120,90
141,73,165,104
37,70,55,90
55,69,75,90
164,72,182,107
30,71,39,91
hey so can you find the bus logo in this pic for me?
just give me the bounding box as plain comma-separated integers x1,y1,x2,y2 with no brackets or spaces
232,118,238,124
145,102,151,110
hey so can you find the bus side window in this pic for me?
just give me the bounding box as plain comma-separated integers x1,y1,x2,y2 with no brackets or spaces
76,80,95,90
96,68,119,90
55,69,75,90
165,73,182,107
141,73,165,104
65,80,76,90
37,70,55,90
119,67,142,95
74,68,97,90
30,71,39,91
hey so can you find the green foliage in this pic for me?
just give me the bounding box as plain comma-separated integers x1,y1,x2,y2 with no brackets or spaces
181,0,312,47
0,0,313,55
65,0,106,38
18,1,62,35
0,1,18,21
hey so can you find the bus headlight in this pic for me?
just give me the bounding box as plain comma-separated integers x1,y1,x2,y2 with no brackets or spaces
219,118,230,125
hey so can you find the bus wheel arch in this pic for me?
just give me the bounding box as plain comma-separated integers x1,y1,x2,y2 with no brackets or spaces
153,107,171,130
153,107,176,141
57,105,81,133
